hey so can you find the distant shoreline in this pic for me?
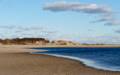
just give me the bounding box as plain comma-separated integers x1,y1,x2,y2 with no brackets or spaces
1,38,120,48
1,44,120,48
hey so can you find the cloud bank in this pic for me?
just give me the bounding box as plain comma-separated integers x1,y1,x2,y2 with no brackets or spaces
43,2,120,25
0,25,56,39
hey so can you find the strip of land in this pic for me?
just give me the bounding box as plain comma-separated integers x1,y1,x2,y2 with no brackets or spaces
0,45,120,75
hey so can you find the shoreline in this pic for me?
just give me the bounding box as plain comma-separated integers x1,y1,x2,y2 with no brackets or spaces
30,45,120,73
29,45,120,73
32,53,120,74
0,45,120,75
31,45,120,72
37,53,120,72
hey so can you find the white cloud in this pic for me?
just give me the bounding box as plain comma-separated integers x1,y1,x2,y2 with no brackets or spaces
0,25,56,39
93,14,120,25
43,1,120,25
43,2,111,14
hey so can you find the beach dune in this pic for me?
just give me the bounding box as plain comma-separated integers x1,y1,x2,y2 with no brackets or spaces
0,45,120,75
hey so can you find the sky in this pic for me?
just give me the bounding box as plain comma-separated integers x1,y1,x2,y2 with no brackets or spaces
0,0,120,44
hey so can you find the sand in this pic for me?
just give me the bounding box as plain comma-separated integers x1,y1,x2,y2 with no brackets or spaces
0,45,120,75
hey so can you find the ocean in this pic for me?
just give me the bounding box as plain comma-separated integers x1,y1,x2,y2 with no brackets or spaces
33,47,120,71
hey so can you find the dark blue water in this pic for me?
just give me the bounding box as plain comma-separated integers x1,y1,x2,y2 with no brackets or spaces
33,47,120,71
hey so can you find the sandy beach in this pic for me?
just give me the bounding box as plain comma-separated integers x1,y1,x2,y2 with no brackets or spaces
0,45,120,75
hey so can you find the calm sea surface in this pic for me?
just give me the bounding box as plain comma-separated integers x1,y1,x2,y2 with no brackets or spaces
33,47,120,71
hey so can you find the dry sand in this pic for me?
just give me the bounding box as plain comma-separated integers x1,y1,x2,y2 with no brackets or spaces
0,45,120,75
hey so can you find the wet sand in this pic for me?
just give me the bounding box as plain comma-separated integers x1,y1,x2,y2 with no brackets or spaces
0,45,120,75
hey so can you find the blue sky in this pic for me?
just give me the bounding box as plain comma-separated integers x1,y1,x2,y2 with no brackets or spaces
0,0,120,44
